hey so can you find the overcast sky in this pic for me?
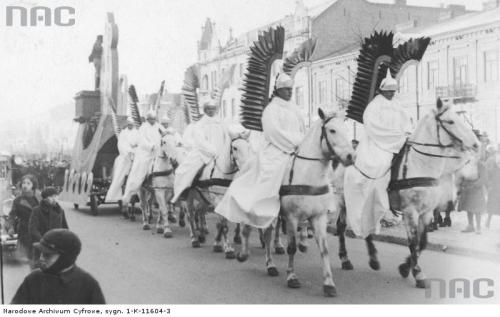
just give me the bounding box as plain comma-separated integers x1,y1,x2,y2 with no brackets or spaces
0,0,484,120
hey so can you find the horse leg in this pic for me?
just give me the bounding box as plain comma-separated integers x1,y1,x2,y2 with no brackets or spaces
221,218,235,259
233,223,242,245
260,224,277,276
185,194,200,248
312,213,337,297
274,216,285,255
156,189,173,238
365,234,380,270
286,215,301,289
258,228,265,248
140,189,151,230
237,224,251,262
213,218,224,253
411,213,430,288
337,207,353,270
297,221,308,253
197,208,207,244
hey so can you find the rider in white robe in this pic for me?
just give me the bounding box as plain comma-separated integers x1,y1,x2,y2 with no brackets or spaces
105,118,138,201
171,101,231,203
216,73,305,228
344,69,411,237
122,111,162,204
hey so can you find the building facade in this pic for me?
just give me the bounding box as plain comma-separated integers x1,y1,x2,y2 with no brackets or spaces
192,0,500,142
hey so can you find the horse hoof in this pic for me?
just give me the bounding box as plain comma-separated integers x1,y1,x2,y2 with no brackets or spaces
267,266,279,277
213,245,223,253
122,213,129,220
130,215,136,222
225,251,236,259
157,228,164,234
416,279,429,289
142,224,150,230
192,240,201,248
233,236,242,245
236,252,248,263
287,278,301,288
323,285,338,297
298,243,307,253
179,218,186,228
168,215,177,224
307,229,314,239
198,236,206,244
398,263,410,278
275,246,286,255
163,230,173,238
341,260,354,270
369,259,380,271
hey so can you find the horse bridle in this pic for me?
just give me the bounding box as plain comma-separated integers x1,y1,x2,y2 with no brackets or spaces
293,116,338,162
407,107,465,160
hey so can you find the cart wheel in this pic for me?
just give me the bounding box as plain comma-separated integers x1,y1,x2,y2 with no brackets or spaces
73,204,79,210
90,195,98,216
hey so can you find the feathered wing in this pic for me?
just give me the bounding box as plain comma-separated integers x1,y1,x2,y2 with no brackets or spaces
240,26,285,131
347,32,431,124
107,97,121,136
283,38,317,78
181,64,201,123
128,85,142,127
390,37,431,80
347,31,394,123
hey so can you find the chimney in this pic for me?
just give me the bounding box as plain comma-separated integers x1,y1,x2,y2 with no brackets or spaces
447,4,466,18
395,0,407,5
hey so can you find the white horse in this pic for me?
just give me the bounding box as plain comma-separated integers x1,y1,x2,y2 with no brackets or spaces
176,136,254,259
341,99,478,289
138,134,179,237
237,109,354,297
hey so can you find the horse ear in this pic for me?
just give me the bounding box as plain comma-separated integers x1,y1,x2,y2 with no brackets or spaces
318,108,325,120
436,98,443,110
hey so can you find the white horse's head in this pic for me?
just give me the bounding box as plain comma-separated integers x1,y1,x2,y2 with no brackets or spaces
230,134,254,169
432,98,480,153
318,108,354,166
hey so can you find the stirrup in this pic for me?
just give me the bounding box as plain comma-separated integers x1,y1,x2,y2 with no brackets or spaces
390,208,403,217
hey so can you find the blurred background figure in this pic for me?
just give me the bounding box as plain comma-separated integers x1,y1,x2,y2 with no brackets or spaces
7,174,39,263
485,144,500,228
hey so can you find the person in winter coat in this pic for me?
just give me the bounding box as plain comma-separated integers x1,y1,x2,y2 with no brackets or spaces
11,229,105,304
29,187,69,267
7,174,39,262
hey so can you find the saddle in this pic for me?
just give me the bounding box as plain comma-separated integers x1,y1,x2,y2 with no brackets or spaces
387,143,439,214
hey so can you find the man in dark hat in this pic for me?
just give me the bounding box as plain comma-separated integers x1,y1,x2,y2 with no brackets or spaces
29,187,69,267
11,229,105,304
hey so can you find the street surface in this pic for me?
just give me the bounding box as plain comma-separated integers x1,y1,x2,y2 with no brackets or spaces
3,202,500,304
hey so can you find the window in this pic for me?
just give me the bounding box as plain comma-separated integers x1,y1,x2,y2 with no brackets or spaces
295,86,304,106
484,50,499,82
335,78,348,101
222,100,227,118
427,61,438,90
453,56,468,88
231,99,236,120
318,80,327,104
211,71,218,89
399,71,409,93
202,75,209,90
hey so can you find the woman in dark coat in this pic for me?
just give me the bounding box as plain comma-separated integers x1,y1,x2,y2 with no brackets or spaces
7,174,39,262
486,152,500,228
458,154,487,234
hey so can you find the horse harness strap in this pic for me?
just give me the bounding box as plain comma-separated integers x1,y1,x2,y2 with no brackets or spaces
193,178,232,188
151,169,174,178
283,119,336,197
280,184,330,196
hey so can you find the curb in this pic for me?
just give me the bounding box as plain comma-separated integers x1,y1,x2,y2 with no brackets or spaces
327,225,500,263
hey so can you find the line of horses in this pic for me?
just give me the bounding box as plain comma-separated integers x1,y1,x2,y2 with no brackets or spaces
119,99,480,297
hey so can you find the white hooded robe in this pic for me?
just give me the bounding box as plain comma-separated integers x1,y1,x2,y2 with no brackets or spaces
215,97,305,228
344,94,411,237
105,127,139,201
